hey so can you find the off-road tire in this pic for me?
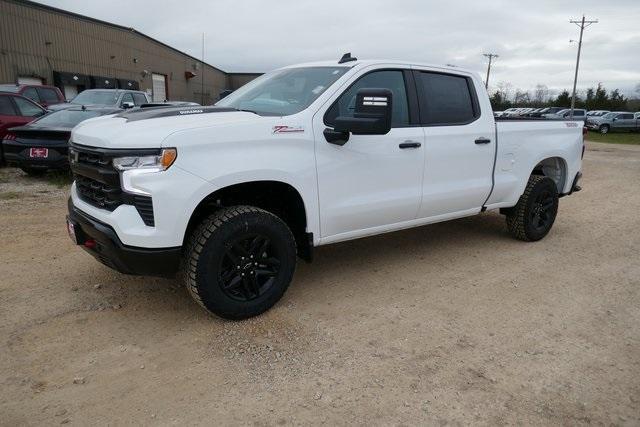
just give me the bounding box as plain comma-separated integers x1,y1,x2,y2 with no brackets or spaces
506,175,559,242
182,206,296,320
599,124,609,134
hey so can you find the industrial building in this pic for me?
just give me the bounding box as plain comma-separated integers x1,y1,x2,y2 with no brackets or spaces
0,0,260,103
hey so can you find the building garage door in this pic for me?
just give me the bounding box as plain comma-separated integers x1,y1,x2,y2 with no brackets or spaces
18,77,43,85
152,73,167,102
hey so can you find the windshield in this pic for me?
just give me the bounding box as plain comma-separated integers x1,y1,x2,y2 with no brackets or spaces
71,90,119,106
34,109,105,127
216,67,348,116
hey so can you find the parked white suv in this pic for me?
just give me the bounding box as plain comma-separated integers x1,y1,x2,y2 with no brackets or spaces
66,55,584,319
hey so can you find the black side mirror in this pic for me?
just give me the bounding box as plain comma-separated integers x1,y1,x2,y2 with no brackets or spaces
219,90,233,100
325,88,393,146
335,88,393,135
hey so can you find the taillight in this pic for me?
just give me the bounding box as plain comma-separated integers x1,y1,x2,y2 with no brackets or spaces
3,133,16,141
582,126,588,136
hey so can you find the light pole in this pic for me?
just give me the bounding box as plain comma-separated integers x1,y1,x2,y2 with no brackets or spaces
569,15,598,118
483,53,499,89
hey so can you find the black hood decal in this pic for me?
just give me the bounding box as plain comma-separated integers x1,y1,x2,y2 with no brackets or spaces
115,106,238,122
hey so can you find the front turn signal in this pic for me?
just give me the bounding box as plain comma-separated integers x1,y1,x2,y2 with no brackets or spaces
160,148,177,169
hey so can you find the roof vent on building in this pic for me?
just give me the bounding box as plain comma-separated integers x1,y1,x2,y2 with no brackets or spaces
338,52,357,64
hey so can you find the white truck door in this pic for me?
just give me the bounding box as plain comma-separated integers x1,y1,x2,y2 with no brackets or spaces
412,69,495,218
313,68,425,239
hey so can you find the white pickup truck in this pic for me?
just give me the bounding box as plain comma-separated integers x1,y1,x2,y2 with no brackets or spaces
66,55,584,319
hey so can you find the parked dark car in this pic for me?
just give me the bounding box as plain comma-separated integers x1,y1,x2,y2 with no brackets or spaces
0,93,47,164
0,84,66,109
2,106,121,174
48,89,150,111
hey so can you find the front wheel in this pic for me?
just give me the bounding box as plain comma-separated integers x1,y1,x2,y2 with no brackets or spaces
599,124,609,134
506,175,559,242
182,206,297,320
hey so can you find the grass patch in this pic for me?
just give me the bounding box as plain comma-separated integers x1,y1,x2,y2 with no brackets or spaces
585,131,640,145
0,191,22,200
42,170,73,188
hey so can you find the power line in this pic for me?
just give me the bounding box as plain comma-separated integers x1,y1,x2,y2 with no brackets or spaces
483,53,499,90
569,15,598,119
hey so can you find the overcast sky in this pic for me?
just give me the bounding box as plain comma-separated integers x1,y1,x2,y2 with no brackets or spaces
38,0,640,97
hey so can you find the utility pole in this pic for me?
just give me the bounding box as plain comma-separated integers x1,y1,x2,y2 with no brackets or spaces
201,33,205,105
569,15,597,118
483,53,498,89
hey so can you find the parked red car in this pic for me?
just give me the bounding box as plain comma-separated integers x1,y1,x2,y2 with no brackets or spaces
0,84,66,109
0,93,47,164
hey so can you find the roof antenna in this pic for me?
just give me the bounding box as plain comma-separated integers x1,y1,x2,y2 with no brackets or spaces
338,52,357,64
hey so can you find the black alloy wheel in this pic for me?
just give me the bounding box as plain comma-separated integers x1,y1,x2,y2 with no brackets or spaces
529,189,555,234
219,234,281,302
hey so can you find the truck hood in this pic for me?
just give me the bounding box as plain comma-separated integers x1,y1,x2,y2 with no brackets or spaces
71,106,262,148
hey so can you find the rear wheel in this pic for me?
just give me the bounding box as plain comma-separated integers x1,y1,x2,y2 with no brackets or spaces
183,206,296,320
599,124,609,134
506,175,559,242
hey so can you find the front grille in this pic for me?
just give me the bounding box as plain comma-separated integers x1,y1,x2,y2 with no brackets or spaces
70,143,157,227
74,174,122,211
132,195,155,227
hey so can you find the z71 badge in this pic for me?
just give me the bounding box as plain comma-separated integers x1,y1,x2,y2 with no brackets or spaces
273,125,304,134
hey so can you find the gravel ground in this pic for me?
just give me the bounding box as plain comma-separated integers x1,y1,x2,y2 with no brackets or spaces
1,141,639,425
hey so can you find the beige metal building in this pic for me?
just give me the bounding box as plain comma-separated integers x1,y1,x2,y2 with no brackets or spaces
0,0,261,104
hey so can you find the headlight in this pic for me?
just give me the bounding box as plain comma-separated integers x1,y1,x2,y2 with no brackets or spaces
113,148,177,172
114,148,177,197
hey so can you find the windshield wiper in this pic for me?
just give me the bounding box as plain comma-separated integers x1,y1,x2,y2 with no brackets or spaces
236,108,259,115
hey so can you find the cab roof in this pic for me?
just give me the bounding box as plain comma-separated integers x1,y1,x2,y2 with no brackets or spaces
281,58,476,76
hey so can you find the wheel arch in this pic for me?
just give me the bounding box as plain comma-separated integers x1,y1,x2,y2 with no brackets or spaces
183,179,313,262
531,156,568,194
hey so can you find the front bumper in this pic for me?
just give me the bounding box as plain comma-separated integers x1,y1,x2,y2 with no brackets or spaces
67,198,181,278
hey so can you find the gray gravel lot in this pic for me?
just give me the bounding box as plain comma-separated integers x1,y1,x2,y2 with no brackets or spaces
1,141,639,425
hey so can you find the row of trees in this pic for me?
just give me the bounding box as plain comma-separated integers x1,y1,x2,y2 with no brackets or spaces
489,83,639,112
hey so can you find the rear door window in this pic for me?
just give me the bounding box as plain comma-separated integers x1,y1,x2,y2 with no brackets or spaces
37,87,60,103
416,72,479,125
22,87,40,103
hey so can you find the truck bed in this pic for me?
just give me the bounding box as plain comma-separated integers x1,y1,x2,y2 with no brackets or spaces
484,119,584,210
